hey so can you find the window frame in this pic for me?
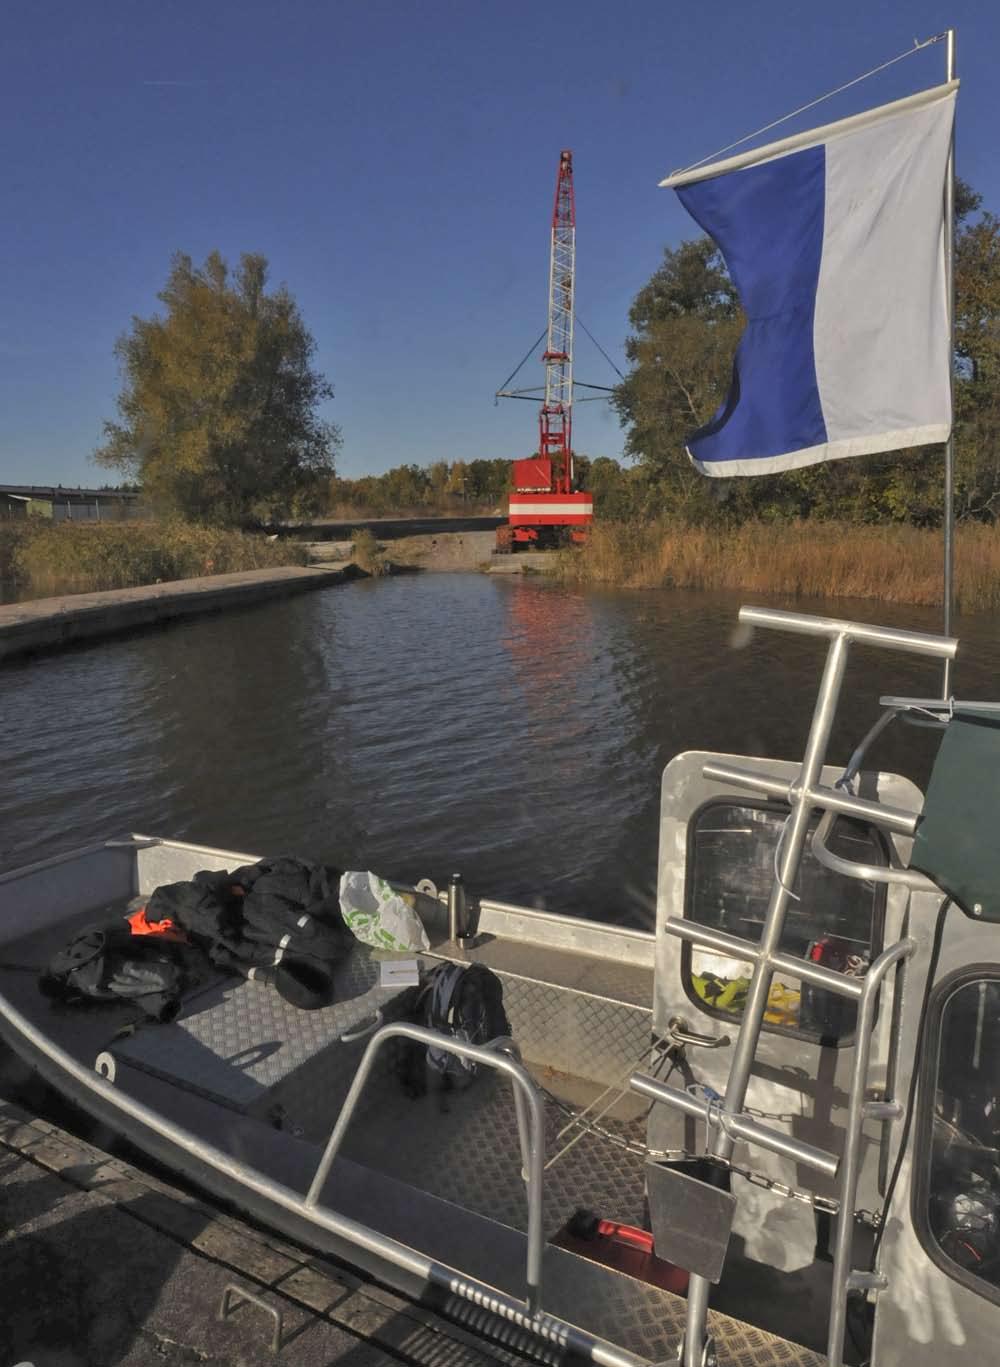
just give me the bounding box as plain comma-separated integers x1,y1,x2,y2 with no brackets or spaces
680,796,889,1049
912,963,1000,1309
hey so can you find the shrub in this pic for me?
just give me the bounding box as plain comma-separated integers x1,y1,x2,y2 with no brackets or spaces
6,520,308,596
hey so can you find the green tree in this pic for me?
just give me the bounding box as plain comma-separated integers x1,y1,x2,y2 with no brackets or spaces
954,192,1000,520
612,237,745,522
427,460,451,507
465,459,510,504
447,460,470,500
96,251,339,526
381,463,430,509
579,455,649,520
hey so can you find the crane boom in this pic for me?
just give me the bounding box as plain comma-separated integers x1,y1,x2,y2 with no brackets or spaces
540,150,575,495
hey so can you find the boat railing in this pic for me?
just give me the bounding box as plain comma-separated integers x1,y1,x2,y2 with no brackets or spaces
305,1021,547,1314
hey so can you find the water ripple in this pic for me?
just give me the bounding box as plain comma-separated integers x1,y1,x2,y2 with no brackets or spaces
3,575,998,925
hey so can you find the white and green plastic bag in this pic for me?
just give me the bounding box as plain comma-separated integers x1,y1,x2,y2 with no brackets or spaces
339,870,430,952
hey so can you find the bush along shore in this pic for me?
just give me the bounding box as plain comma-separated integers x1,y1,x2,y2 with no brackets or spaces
0,520,308,598
556,518,1000,615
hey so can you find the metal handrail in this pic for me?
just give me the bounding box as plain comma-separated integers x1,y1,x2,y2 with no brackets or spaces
810,810,942,893
827,937,915,1367
630,1070,840,1177
662,918,866,1000
640,933,920,1357
0,986,645,1367
701,761,922,836
306,1021,548,1313
738,606,958,659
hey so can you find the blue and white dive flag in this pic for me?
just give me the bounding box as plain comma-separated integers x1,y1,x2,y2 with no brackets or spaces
661,82,958,477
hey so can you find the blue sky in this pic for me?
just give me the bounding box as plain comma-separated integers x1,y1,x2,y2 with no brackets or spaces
1,1,995,486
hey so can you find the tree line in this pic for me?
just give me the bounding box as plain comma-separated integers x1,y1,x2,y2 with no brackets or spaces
327,455,651,518
329,459,512,515
95,177,997,530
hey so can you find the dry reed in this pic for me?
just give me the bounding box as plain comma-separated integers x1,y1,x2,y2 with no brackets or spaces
559,519,1000,614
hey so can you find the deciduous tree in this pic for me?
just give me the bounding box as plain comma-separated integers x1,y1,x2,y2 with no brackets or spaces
96,252,339,526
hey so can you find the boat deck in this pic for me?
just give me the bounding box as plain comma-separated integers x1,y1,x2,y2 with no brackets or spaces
1,904,652,1236
0,889,827,1367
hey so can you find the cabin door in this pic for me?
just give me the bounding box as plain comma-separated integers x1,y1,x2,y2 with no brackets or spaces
650,752,923,1285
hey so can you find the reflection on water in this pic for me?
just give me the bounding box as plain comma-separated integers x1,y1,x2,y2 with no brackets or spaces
3,574,999,927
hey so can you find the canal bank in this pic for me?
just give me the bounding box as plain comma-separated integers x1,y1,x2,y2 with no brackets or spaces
301,529,557,575
0,564,360,664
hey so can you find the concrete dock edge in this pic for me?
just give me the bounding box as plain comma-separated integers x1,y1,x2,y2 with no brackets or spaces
0,564,361,664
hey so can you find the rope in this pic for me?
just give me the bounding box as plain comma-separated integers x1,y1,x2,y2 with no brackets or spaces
494,327,548,402
574,314,625,381
670,33,948,179
773,813,802,903
706,1094,736,1144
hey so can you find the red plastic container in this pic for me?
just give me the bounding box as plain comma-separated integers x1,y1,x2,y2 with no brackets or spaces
551,1208,690,1295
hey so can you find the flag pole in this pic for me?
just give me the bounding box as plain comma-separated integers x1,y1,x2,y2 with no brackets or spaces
943,27,957,695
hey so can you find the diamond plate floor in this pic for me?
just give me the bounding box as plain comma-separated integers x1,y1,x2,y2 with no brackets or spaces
558,1266,827,1367
337,1067,649,1237
113,944,408,1111
0,914,828,1366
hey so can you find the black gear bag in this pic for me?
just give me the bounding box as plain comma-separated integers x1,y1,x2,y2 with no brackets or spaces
397,961,511,1097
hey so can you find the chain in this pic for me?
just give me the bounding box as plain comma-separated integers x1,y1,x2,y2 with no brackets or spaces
541,1085,884,1226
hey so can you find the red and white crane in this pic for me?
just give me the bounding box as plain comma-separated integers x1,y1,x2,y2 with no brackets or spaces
495,150,603,550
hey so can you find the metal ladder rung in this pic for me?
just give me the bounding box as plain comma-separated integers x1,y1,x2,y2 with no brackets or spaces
663,918,865,1000
701,761,920,836
629,1072,840,1178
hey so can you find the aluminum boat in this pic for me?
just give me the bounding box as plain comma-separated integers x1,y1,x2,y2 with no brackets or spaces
2,605,998,1367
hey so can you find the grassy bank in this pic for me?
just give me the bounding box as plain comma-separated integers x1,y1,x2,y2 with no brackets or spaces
0,520,308,597
558,519,1000,614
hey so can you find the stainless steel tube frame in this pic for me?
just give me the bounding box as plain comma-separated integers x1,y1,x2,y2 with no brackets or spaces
676,610,954,1367
306,1021,547,1315
662,918,865,1001
629,1072,839,1178
827,937,916,1367
810,810,942,893
701,762,921,837
679,629,853,1367
0,995,645,1365
737,606,958,661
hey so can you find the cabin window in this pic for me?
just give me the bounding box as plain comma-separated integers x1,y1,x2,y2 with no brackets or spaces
683,800,887,1044
920,972,1000,1300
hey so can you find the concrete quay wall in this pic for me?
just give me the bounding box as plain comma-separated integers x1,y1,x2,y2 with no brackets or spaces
0,564,356,664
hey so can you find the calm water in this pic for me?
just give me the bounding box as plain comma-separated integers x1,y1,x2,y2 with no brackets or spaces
2,575,998,928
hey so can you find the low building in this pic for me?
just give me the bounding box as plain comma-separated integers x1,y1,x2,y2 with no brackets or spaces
0,485,143,522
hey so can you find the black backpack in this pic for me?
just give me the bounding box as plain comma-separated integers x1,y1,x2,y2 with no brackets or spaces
397,961,511,1098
